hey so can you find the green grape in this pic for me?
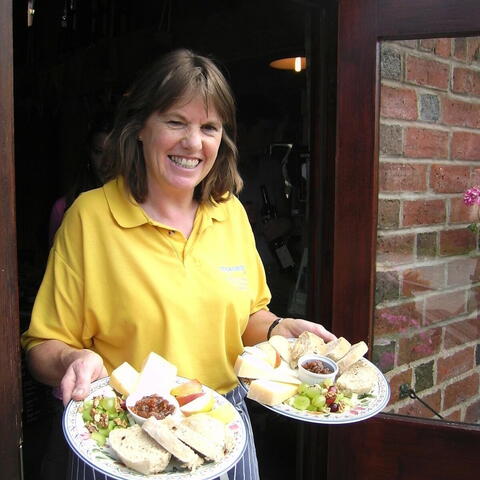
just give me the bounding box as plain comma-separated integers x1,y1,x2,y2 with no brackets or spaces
90,432,106,447
312,394,326,409
292,395,311,410
100,396,116,412
304,386,321,400
82,408,93,422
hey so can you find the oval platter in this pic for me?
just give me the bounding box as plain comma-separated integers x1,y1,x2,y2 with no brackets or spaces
63,377,247,480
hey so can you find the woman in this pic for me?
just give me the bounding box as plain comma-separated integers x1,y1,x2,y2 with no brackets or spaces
21,49,336,480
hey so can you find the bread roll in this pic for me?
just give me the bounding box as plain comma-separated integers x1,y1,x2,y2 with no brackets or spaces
289,331,327,368
336,358,377,394
336,341,368,374
109,424,171,475
324,337,351,362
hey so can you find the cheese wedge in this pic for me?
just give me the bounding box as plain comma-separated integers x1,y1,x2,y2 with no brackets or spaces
136,352,178,394
268,335,291,363
110,362,140,397
247,379,299,406
234,354,300,384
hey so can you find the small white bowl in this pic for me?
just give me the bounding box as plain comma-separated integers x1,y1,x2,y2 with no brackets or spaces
297,354,338,385
126,389,181,426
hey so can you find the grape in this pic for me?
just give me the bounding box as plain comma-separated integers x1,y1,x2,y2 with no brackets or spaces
292,395,311,410
312,394,326,409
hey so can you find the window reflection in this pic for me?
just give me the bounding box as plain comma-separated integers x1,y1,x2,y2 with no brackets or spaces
375,37,480,424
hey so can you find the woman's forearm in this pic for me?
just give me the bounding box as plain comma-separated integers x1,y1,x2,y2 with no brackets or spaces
242,309,282,346
26,339,79,387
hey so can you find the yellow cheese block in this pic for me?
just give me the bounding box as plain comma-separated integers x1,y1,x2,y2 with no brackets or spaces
110,362,140,397
247,379,299,406
136,352,178,394
234,354,300,384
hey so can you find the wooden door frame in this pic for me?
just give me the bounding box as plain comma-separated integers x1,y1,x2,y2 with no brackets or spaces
329,1,480,479
0,0,23,479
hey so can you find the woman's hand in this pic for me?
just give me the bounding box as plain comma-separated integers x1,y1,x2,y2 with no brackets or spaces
60,349,108,406
26,340,107,406
275,317,337,343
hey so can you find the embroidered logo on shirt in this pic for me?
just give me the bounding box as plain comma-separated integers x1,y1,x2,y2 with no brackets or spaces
218,265,248,290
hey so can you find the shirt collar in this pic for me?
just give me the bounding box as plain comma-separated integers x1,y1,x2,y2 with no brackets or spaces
104,177,227,228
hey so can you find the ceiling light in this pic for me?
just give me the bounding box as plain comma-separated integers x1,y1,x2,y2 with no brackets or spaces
269,56,307,72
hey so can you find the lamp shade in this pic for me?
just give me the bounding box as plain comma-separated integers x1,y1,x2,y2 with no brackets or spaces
269,56,307,72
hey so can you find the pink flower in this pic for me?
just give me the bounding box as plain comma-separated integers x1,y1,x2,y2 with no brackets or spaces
463,186,480,206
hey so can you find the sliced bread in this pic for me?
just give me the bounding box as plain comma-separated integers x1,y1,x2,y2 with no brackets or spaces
173,422,224,462
142,417,204,471
336,341,368,374
323,337,352,362
336,358,377,394
289,331,327,368
109,424,171,475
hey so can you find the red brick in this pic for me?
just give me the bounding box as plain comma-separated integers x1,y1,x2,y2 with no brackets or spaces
397,390,441,418
437,347,475,383
451,131,480,161
452,67,480,97
468,287,480,313
443,409,462,421
406,55,449,90
447,257,480,287
445,317,480,349
402,265,445,297
402,199,446,227
379,162,428,192
404,127,448,159
380,85,418,120
454,38,467,61
443,373,479,410
470,168,480,186
466,38,480,64
450,196,478,224
378,199,400,229
430,164,470,193
386,368,413,406
439,229,476,256
465,398,480,423
442,97,480,128
419,38,451,58
398,327,442,363
375,301,422,336
377,233,416,265
424,290,467,325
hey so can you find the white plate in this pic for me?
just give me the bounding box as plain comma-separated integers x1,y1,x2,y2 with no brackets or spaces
240,340,390,425
63,377,247,480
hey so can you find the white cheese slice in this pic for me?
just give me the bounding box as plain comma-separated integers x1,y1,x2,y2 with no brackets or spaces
135,352,178,395
234,354,300,384
247,379,299,406
110,361,140,397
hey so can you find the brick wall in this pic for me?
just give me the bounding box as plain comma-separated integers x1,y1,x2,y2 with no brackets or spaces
375,37,480,423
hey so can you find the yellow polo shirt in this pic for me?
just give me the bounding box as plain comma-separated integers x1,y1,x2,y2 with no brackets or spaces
21,178,271,393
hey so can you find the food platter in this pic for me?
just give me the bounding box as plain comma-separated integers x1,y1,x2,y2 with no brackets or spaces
63,377,247,480
239,341,390,425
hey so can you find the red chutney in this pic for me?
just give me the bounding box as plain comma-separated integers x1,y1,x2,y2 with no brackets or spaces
302,359,333,375
131,394,176,420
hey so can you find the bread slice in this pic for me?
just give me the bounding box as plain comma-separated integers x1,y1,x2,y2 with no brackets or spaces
268,335,291,364
109,424,171,475
336,358,377,394
173,421,224,462
181,414,226,447
337,341,368,374
142,417,203,470
323,337,351,362
289,331,327,368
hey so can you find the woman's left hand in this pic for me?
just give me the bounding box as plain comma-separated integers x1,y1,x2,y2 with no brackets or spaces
275,317,337,342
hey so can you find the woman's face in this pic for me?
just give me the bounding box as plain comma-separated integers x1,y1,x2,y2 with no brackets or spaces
138,93,223,198
89,132,108,178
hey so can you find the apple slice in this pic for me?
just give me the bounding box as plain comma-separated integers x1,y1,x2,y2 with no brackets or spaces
170,379,203,397
180,392,215,416
257,343,282,368
176,391,206,407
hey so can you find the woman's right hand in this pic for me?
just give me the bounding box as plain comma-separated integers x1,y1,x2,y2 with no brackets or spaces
60,349,108,406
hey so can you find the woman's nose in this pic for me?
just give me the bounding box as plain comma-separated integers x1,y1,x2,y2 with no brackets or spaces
182,126,202,150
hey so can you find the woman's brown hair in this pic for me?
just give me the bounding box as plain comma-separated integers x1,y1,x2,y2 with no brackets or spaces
102,49,243,203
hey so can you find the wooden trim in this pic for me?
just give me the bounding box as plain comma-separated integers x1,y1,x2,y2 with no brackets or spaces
0,0,22,478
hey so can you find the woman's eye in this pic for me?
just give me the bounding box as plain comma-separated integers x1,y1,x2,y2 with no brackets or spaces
167,120,184,127
203,124,220,133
